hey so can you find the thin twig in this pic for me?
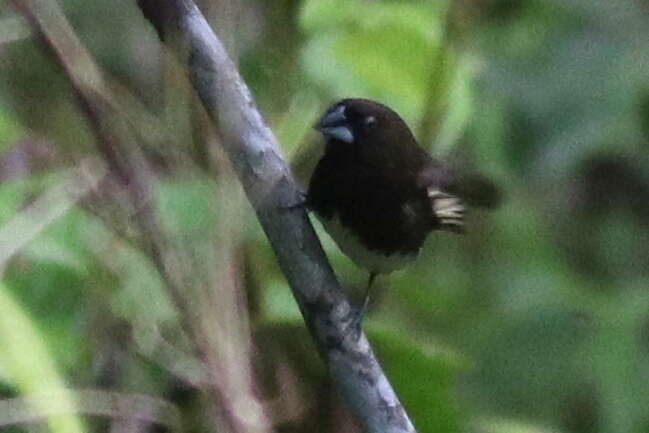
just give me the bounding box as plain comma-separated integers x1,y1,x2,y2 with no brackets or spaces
0,389,181,430
0,158,105,271
136,1,417,432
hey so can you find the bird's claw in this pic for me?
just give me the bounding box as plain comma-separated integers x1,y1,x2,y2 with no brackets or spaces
343,293,370,338
279,189,308,211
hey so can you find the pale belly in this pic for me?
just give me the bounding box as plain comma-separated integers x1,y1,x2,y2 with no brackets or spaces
318,214,418,274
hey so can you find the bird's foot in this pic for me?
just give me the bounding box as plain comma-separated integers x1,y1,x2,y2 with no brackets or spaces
343,276,374,337
279,189,308,211
343,296,369,338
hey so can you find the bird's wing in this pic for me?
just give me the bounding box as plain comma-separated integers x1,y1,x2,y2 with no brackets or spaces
426,187,465,232
417,160,466,233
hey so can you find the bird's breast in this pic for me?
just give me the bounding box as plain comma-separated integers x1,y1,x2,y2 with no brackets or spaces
317,213,418,274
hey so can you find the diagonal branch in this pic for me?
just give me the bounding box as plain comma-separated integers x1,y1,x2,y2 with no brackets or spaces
136,1,417,432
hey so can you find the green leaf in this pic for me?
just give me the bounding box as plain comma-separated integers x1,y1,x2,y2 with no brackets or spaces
299,0,451,122
0,107,24,155
0,282,85,433
0,179,28,226
300,0,446,39
368,325,464,433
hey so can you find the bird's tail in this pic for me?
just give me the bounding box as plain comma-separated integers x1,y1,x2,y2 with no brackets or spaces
429,172,501,232
449,172,501,209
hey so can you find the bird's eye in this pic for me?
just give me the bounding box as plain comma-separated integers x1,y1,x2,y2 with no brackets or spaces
364,116,377,127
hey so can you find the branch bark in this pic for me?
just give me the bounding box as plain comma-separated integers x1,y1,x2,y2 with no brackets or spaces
136,1,417,432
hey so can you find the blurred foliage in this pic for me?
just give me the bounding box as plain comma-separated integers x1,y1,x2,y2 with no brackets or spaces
1,0,649,433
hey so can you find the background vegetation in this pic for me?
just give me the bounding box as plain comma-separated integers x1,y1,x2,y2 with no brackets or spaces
1,0,649,432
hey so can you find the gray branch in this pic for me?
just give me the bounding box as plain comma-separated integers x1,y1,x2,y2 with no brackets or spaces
136,1,417,432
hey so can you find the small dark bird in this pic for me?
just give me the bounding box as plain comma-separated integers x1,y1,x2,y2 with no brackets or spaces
308,98,497,300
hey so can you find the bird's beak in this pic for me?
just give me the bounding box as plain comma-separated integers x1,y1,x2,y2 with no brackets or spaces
314,105,354,143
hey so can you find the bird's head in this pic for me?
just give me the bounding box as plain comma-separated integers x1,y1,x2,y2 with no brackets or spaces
314,98,415,147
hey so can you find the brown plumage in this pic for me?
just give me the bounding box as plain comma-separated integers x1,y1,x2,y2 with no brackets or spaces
308,98,493,279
